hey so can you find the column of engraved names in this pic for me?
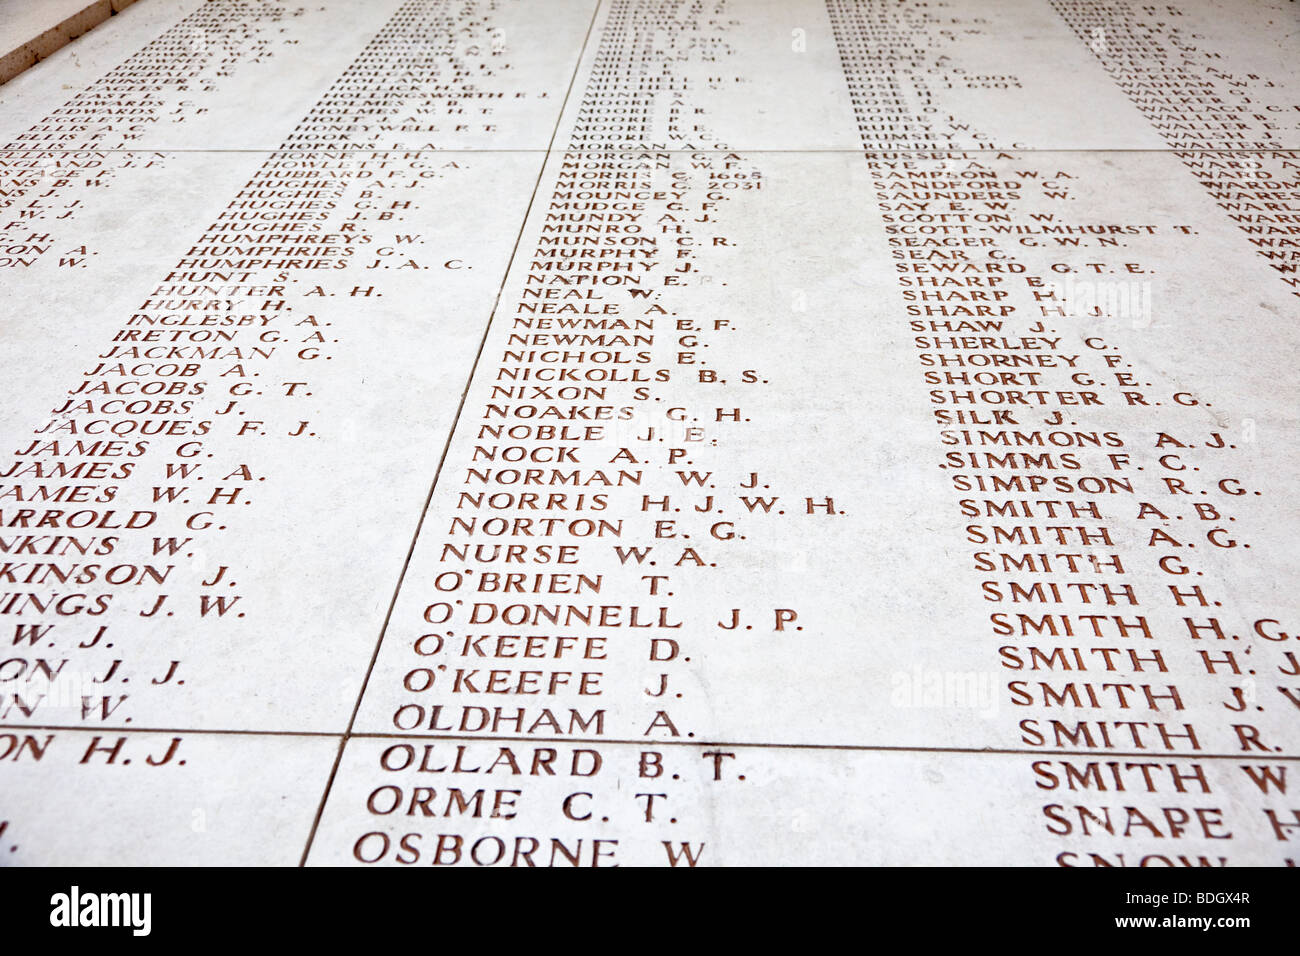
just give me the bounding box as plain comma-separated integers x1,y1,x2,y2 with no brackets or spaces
1048,0,1300,855
827,0,1297,866
317,0,845,867
0,0,372,863
1050,0,1300,295
0,0,578,862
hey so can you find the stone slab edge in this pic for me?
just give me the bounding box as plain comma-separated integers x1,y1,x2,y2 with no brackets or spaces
0,0,139,87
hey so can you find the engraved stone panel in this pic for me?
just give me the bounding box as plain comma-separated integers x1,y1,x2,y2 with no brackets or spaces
0,0,1296,868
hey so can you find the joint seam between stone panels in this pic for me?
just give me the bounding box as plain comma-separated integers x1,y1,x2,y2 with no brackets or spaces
0,724,337,738
324,737,1300,761
0,725,1294,763
293,0,606,868
4,148,1300,154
